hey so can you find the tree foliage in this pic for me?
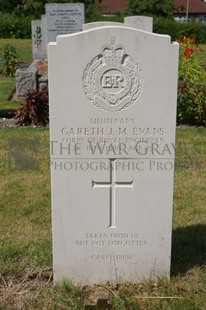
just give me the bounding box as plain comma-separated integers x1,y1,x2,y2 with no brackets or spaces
0,0,98,19
0,0,21,13
0,0,45,16
126,0,175,18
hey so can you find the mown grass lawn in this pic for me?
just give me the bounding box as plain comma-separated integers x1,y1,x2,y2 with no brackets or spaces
0,127,205,309
0,77,20,114
0,39,32,63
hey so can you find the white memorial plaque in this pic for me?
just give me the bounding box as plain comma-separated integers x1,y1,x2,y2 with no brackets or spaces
46,3,84,43
48,26,179,285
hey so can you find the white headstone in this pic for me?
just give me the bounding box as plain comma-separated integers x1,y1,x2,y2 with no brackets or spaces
124,16,153,32
46,3,84,44
48,26,179,285
32,20,44,59
41,15,48,57
32,16,47,60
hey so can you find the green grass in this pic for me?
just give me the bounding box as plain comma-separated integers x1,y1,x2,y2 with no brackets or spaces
194,44,206,66
0,127,205,309
0,39,32,63
0,128,51,278
0,77,21,114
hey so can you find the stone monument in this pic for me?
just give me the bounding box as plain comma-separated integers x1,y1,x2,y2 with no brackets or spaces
17,3,85,97
49,25,179,284
46,3,85,44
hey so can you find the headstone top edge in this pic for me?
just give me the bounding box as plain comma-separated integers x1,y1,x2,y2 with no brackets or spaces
32,20,41,23
84,22,123,26
124,16,153,20
54,26,172,44
48,42,57,47
46,2,84,7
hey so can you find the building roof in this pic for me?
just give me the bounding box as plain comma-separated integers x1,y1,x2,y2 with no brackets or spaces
100,0,128,14
100,0,206,14
174,0,206,13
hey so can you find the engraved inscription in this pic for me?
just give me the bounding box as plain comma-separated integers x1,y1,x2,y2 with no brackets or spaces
91,254,133,261
83,38,143,112
101,69,125,91
47,6,83,40
92,159,133,228
75,232,148,253
54,123,171,159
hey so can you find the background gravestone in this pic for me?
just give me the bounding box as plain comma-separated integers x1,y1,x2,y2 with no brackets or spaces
124,16,153,32
32,20,43,59
32,18,47,60
41,15,48,57
17,3,85,97
49,26,179,285
83,16,153,32
46,3,85,44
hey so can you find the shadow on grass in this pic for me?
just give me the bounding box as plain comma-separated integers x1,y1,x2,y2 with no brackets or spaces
171,224,206,275
0,109,16,118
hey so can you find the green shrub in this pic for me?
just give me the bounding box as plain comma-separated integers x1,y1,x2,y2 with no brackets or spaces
14,86,49,126
0,12,32,38
0,44,22,77
112,296,126,309
177,36,206,126
178,82,206,125
154,17,206,43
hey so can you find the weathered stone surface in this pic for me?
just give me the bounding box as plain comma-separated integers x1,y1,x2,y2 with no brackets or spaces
16,61,38,96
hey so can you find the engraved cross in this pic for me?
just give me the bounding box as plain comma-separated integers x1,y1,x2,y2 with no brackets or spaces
92,159,133,228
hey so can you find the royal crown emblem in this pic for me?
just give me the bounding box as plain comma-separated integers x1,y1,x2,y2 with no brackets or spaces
82,37,143,112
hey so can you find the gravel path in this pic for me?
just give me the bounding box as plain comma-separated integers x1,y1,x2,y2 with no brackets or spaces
0,118,16,127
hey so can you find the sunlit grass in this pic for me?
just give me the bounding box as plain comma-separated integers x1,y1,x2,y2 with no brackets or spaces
0,39,32,63
0,128,51,279
0,77,21,112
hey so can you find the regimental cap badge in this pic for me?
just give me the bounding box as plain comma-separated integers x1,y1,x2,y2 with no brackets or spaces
82,37,143,112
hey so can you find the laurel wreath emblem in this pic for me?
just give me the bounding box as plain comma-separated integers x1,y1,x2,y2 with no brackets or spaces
82,41,143,112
